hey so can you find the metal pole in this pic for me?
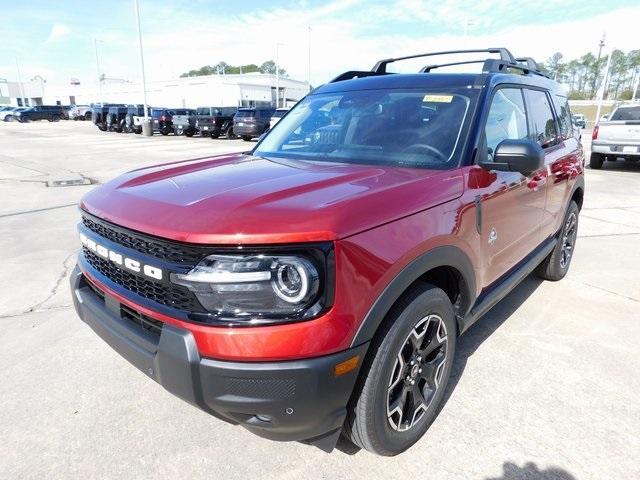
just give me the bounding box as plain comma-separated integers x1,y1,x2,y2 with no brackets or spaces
632,67,639,102
275,43,280,108
595,51,612,124
134,0,149,121
93,38,102,102
15,57,26,106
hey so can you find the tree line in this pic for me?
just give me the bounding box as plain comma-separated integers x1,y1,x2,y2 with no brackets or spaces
542,49,640,101
180,60,288,78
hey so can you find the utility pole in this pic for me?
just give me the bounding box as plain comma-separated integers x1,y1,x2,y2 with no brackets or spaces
632,68,639,102
134,0,149,122
15,57,26,106
93,38,103,102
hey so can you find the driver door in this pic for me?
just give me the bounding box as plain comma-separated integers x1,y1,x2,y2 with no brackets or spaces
472,87,546,286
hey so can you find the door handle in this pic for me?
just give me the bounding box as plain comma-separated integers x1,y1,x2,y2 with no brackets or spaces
527,172,547,190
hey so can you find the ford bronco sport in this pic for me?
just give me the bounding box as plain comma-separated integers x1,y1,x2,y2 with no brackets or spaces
71,49,584,456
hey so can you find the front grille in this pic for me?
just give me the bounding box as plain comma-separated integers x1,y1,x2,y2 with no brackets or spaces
82,247,204,312
82,214,209,264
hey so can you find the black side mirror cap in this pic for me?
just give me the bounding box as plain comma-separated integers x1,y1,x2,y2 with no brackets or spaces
480,139,544,176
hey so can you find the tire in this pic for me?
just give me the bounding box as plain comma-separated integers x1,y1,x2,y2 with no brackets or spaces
52,115,60,122
185,131,194,137
227,127,236,139
160,129,170,136
5,115,13,122
210,132,220,139
535,201,579,281
241,135,252,141
590,152,604,169
345,283,457,456
84,113,92,121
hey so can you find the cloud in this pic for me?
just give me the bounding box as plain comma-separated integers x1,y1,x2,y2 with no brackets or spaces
45,24,71,44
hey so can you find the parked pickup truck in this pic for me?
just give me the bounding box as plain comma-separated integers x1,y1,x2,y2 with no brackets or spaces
590,103,640,169
92,104,125,131
195,107,237,138
71,48,584,456
106,106,129,132
69,105,92,121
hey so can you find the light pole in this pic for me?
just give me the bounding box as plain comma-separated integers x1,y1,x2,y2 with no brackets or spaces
595,50,612,124
15,57,26,106
275,42,284,108
93,38,103,102
134,0,149,125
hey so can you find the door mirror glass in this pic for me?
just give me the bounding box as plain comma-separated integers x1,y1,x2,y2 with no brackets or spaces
481,139,544,176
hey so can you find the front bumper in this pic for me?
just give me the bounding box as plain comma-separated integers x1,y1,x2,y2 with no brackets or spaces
592,141,640,156
70,265,367,450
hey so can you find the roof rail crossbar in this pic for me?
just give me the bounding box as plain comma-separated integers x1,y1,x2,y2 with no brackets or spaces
329,70,387,83
515,57,541,71
482,59,550,79
419,59,486,73
372,48,516,73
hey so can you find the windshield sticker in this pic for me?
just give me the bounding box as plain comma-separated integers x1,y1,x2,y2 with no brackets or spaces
423,94,453,103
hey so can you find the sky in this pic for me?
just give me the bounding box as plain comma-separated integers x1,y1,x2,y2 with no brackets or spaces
0,0,638,88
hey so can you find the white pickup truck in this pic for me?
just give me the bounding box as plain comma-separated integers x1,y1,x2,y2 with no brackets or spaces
590,103,640,169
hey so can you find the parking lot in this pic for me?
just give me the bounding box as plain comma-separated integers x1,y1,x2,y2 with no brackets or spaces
1,121,639,479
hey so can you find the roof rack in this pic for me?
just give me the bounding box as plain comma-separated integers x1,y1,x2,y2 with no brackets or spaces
329,48,550,83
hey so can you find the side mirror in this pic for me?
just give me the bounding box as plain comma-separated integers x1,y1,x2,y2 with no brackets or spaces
480,139,544,176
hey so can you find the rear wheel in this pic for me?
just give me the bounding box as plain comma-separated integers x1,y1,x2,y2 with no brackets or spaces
590,152,604,169
84,113,92,121
185,131,194,137
210,132,220,139
535,201,579,281
345,283,456,456
5,115,13,122
241,135,252,141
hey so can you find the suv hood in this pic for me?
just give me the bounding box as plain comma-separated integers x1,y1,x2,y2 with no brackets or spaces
81,154,464,244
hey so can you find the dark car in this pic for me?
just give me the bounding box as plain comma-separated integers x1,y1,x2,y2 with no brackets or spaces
106,106,129,132
233,107,275,141
123,105,149,133
14,105,65,122
91,104,126,131
194,107,237,138
150,108,195,135
170,109,200,137
71,48,584,456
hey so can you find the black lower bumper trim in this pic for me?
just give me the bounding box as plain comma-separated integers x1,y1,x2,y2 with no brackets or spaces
71,266,368,449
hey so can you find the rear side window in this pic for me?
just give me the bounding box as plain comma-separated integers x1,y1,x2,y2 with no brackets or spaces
610,106,640,121
484,88,528,161
553,95,573,140
525,89,558,148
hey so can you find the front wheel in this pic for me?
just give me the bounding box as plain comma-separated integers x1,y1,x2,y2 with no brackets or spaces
535,201,579,281
226,127,236,139
241,135,252,141
345,283,456,456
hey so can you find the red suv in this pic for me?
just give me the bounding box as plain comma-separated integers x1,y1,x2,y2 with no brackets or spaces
71,49,584,456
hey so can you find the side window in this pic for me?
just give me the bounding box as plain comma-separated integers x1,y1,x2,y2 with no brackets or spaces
484,88,528,161
553,95,573,140
525,89,558,148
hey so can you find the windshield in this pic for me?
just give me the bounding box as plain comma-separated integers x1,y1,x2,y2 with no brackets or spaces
254,88,475,169
610,106,640,121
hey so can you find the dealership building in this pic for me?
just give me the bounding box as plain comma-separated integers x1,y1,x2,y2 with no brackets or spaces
0,73,310,108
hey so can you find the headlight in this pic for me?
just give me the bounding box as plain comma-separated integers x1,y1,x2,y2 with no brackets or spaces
171,253,327,322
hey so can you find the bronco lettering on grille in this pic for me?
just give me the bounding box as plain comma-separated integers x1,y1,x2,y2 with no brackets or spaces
80,232,163,280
